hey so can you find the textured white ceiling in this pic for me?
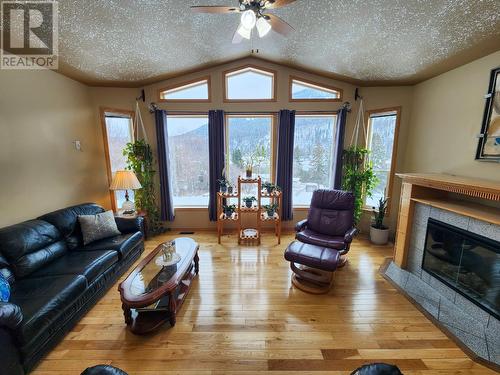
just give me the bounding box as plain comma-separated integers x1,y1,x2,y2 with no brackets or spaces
56,0,500,85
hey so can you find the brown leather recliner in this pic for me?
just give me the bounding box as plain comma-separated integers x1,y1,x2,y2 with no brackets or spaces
295,189,358,257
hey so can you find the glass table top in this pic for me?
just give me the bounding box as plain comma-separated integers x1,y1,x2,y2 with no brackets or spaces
129,237,197,296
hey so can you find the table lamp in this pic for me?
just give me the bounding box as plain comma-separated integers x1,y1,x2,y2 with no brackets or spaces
110,170,142,211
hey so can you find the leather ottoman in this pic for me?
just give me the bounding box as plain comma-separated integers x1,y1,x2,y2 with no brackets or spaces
284,240,340,294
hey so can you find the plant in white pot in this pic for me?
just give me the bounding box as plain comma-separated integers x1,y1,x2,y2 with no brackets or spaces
370,197,390,245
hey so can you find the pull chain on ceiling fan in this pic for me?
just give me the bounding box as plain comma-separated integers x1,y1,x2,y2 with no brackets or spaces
191,0,296,43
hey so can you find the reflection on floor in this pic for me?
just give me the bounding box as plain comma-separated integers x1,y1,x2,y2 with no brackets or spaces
33,232,497,374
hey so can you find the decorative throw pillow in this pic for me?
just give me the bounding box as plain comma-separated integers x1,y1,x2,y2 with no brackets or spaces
0,274,10,302
78,210,121,246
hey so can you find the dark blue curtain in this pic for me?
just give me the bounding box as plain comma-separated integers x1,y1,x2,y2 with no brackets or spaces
332,107,348,189
276,109,296,221
155,110,175,221
208,110,225,221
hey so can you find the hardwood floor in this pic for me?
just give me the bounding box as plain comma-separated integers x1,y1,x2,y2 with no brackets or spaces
33,232,497,374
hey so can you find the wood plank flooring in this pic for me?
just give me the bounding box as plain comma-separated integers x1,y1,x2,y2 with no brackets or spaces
33,232,497,374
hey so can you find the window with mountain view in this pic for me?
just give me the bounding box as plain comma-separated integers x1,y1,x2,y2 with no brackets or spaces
365,108,400,208
167,116,210,206
102,112,135,210
159,78,210,101
290,78,341,101
293,114,337,206
226,116,273,185
225,66,275,100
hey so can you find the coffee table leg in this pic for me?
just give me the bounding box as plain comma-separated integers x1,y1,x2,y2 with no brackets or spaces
194,252,200,274
169,291,177,327
122,303,132,325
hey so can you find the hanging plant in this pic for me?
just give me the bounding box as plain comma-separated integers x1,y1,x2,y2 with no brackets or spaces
341,146,377,224
123,139,163,235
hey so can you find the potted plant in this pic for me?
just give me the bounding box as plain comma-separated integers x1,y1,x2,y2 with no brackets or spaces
222,204,237,218
227,185,234,194
245,162,253,178
263,203,278,217
218,176,229,193
370,197,389,245
341,146,378,225
242,196,256,208
262,182,281,195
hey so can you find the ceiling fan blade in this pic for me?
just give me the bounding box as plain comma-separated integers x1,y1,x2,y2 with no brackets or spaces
190,6,240,14
264,0,296,9
266,14,294,36
232,29,244,44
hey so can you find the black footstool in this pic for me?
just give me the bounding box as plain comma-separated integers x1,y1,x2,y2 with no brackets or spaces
284,240,340,294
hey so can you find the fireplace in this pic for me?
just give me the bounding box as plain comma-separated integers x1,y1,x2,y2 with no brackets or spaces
422,218,500,319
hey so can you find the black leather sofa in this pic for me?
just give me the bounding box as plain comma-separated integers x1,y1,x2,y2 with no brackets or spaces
0,203,144,375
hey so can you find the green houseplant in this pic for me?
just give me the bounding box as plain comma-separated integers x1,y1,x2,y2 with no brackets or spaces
123,139,162,235
262,182,281,195
341,146,377,225
263,203,278,217
370,197,389,245
242,196,256,208
223,204,237,218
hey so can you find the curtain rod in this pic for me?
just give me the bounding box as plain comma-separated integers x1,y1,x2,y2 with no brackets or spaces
148,110,339,115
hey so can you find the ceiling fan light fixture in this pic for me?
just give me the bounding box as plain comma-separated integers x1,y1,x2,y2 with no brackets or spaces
256,17,271,37
236,23,252,39
241,9,257,29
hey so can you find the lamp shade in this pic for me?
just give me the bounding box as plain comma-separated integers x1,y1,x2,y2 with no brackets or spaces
110,170,142,190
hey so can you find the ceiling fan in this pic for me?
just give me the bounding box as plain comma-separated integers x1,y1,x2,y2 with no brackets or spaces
191,0,296,43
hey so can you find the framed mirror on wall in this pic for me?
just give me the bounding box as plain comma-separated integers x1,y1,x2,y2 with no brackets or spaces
476,67,500,161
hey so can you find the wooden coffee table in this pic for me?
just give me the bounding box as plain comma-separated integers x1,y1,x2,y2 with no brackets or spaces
118,237,199,334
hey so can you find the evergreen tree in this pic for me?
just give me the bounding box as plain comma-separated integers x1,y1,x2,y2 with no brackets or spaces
231,148,244,168
311,143,327,186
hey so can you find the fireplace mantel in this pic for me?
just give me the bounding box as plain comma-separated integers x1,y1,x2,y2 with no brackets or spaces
394,173,500,267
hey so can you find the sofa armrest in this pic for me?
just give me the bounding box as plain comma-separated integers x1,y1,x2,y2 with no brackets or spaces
295,219,308,233
115,216,144,236
344,227,359,243
0,302,23,330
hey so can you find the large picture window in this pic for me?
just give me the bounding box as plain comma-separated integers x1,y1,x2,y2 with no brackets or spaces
167,116,210,207
226,115,274,184
365,107,401,208
101,109,135,211
292,114,337,206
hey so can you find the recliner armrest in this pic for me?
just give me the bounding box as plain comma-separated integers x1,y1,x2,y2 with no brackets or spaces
0,302,23,330
115,216,145,236
295,219,308,233
344,227,359,243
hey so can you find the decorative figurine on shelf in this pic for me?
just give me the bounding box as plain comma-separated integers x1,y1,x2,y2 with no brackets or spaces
161,240,176,262
242,196,256,208
218,176,229,193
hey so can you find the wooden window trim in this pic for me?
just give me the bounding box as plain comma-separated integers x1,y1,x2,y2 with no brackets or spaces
364,106,402,215
224,114,277,182
292,113,338,208
158,76,211,103
223,65,277,103
100,107,136,212
289,76,343,102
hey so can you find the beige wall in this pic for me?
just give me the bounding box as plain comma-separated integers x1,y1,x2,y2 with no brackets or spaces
0,69,109,227
404,50,500,181
87,57,414,233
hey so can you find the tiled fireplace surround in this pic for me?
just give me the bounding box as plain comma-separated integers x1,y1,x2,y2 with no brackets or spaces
384,202,500,366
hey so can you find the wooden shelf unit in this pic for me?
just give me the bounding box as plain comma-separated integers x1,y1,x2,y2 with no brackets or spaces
216,176,282,245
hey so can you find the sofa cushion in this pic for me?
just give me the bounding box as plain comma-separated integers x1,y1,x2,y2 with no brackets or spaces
31,250,118,284
10,274,87,346
296,228,347,250
76,232,143,259
307,190,354,237
0,220,66,278
38,203,105,250
78,210,121,245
